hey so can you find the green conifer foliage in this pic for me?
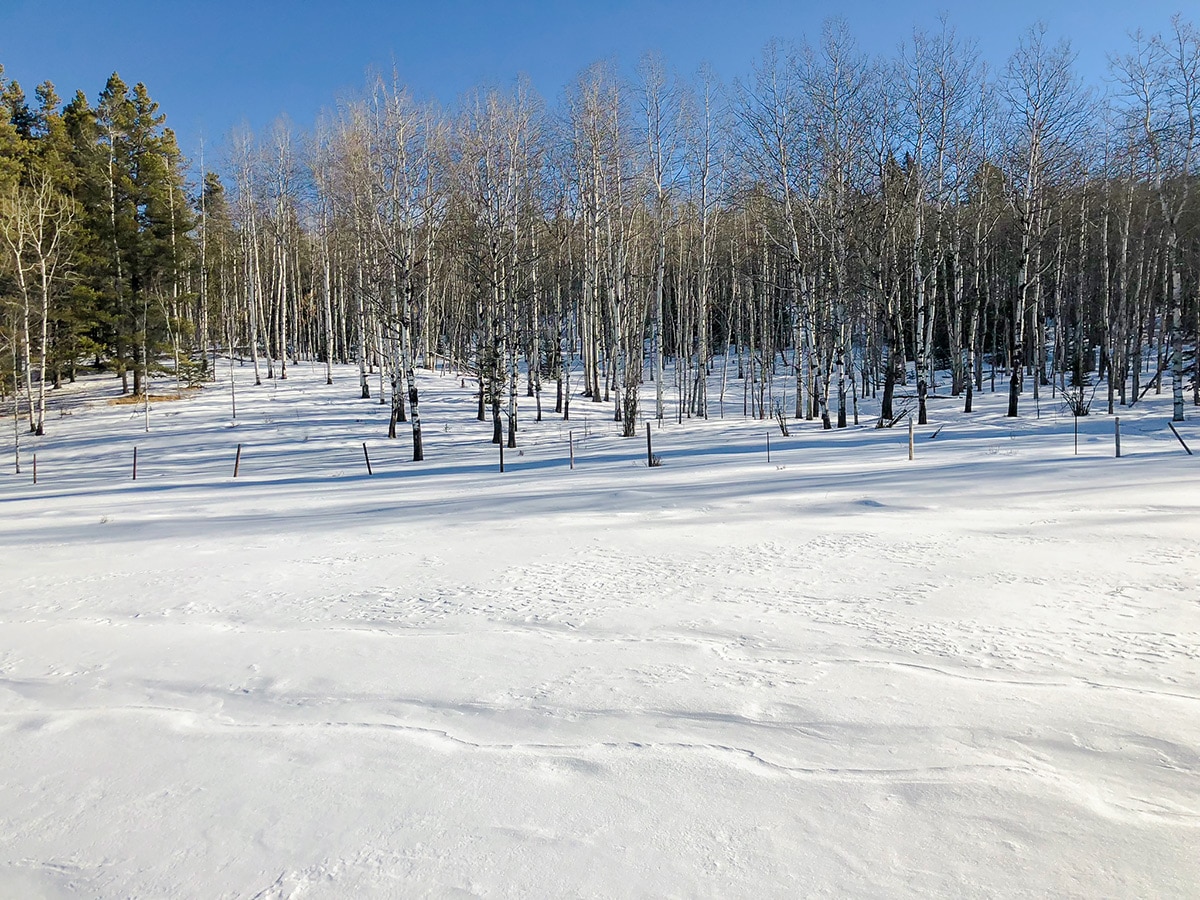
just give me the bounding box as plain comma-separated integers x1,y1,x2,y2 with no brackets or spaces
1,67,196,401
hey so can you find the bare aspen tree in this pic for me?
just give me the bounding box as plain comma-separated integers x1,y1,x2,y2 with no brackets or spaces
637,54,681,423
541,134,576,421
0,171,75,434
198,139,211,377
569,63,643,432
357,76,431,457
962,74,999,414
330,104,374,399
1114,18,1199,422
267,117,298,380
1000,25,1090,417
864,57,906,423
802,21,871,428
900,32,936,425
310,121,337,385
457,79,544,447
682,64,728,421
229,126,265,385
901,21,979,423
738,42,830,427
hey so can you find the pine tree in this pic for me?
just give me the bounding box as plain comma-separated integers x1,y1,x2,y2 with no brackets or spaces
0,69,24,190
76,74,195,394
62,89,110,372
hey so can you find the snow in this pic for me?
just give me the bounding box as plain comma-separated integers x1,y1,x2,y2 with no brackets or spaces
1,362,1198,898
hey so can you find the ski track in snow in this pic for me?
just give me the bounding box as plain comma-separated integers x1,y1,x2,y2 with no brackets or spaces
1,362,1199,898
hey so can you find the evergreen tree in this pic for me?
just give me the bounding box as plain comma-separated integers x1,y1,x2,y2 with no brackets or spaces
62,89,109,371
83,74,194,394
0,67,25,189
198,170,235,368
1,77,36,142
0,66,21,408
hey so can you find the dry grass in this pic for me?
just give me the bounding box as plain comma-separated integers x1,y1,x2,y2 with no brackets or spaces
108,387,201,406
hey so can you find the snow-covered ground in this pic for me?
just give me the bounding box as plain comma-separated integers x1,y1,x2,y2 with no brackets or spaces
1,360,1198,898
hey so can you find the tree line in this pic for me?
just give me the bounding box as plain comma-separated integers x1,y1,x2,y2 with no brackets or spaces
1,16,1197,458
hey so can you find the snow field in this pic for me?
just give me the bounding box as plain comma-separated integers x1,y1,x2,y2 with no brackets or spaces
1,361,1198,898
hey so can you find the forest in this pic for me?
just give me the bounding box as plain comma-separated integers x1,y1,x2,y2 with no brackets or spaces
1,17,1197,461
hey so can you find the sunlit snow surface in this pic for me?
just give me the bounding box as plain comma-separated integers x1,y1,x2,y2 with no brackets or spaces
2,362,1198,898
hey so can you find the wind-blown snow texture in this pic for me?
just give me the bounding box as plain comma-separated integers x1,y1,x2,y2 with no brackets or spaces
1,362,1198,898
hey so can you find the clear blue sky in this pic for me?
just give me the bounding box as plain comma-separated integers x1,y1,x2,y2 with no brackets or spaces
0,0,1190,171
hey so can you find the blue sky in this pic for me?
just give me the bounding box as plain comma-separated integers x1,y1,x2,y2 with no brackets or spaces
0,0,1191,169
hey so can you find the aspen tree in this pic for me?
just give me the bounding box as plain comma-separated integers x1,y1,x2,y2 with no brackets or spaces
1000,26,1090,417
1114,19,1199,422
